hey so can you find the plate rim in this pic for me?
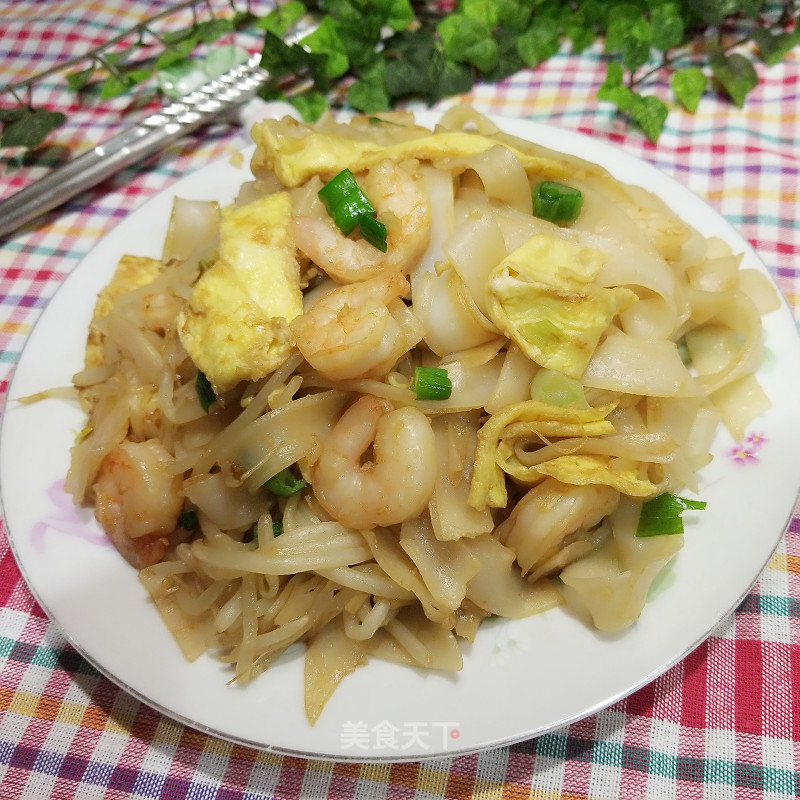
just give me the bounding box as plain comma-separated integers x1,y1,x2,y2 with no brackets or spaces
2,110,800,762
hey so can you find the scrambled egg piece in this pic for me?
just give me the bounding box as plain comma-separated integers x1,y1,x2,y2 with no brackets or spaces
250,116,570,188
178,192,303,393
86,255,162,369
533,454,659,496
485,235,637,380
468,400,617,510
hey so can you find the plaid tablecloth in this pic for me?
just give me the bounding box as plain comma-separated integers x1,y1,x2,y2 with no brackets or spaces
1,2,799,798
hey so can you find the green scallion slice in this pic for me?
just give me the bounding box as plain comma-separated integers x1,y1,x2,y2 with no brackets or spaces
636,493,707,537
411,366,452,401
318,168,386,249
264,467,307,497
195,371,216,412
358,213,388,252
532,180,583,225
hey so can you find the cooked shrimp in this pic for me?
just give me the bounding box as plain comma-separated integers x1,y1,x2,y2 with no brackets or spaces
312,395,437,530
495,478,619,579
292,160,430,283
93,439,184,569
290,271,423,381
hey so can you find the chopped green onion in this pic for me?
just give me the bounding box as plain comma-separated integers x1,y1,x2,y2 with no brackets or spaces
411,366,452,401
636,493,707,537
264,467,307,497
357,213,388,252
179,508,199,531
530,368,588,409
272,519,284,537
195,370,216,412
532,180,583,225
318,168,386,249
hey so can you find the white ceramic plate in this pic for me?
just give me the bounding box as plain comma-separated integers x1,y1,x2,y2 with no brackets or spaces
3,113,800,762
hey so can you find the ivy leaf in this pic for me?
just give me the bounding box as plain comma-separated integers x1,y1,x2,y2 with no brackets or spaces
687,0,742,25
253,1,306,36
709,50,758,107
347,60,390,112
605,3,644,53
154,35,198,69
65,66,96,92
621,18,652,73
516,16,561,69
0,108,66,149
99,67,150,100
382,0,415,32
752,27,800,67
671,66,707,111
194,18,235,44
437,13,499,73
650,3,684,52
597,61,633,111
459,0,501,27
300,16,350,79
289,89,328,122
628,93,668,142
497,0,533,33
483,24,525,82
565,11,595,54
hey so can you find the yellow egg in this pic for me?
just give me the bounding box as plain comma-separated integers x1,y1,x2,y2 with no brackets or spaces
485,234,637,380
178,191,303,393
250,116,570,187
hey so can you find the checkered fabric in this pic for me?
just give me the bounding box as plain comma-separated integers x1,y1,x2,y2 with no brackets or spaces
1,2,799,799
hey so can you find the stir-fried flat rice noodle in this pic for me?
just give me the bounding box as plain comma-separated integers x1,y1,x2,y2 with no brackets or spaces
67,107,779,724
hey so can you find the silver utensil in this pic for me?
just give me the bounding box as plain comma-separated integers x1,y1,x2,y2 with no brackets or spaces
0,51,307,240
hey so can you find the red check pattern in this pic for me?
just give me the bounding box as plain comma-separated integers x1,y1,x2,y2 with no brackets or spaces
2,2,800,798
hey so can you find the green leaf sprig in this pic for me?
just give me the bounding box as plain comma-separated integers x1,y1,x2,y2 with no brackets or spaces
2,0,800,153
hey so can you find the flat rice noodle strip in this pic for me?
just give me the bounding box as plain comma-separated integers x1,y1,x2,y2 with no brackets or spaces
691,293,764,396
484,344,539,415
411,165,455,281
464,533,563,619
316,565,415,601
429,414,494,541
191,528,371,575
162,197,220,262
305,617,369,724
560,496,683,632
227,390,350,490
737,269,781,313
445,205,508,317
710,373,771,441
191,353,305,476
362,528,447,624
414,269,499,357
65,389,130,502
686,252,740,293
449,145,532,213
183,472,267,530
382,606,462,670
415,354,504,415
139,565,215,661
399,514,480,611
582,330,699,397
